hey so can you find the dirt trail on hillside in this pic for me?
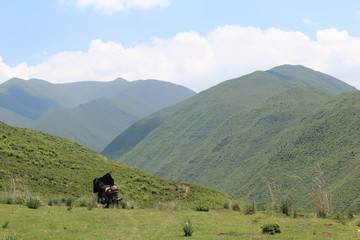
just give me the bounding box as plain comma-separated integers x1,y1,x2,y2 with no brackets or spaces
176,184,190,198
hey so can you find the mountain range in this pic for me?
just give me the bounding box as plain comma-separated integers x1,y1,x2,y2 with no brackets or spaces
102,65,360,211
0,78,195,151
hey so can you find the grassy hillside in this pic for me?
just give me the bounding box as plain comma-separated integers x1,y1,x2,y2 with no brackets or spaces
0,122,231,208
150,87,334,188
247,91,360,211
103,65,360,212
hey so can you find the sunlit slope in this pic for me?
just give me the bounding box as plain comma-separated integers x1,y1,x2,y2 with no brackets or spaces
0,122,231,207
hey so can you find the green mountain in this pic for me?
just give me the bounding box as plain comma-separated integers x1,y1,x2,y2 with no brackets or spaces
102,65,360,211
266,64,357,93
0,79,61,121
0,78,195,151
0,122,231,208
242,91,360,211
102,69,299,159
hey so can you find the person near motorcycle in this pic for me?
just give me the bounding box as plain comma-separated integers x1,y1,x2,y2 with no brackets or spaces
93,173,115,200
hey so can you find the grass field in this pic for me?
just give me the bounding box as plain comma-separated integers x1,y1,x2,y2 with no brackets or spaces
1,204,360,239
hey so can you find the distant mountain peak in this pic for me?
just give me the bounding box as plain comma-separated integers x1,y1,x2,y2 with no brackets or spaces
266,64,358,93
112,77,129,83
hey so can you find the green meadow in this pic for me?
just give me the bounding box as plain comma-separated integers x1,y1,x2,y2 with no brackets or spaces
1,204,360,240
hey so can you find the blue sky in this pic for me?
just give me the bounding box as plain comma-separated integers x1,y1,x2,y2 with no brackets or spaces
1,0,360,91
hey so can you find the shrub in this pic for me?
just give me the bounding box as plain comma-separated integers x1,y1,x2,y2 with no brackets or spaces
2,221,9,229
231,202,240,212
244,203,255,215
261,223,281,235
182,220,194,237
195,205,209,212
22,196,42,209
316,205,328,219
75,196,93,207
65,198,73,211
47,196,69,206
331,212,346,221
1,196,12,204
279,196,293,216
346,209,354,220
223,202,230,210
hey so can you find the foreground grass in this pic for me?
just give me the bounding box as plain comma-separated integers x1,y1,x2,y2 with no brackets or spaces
1,204,360,239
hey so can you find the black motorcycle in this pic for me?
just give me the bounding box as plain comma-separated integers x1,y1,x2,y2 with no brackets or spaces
93,173,122,208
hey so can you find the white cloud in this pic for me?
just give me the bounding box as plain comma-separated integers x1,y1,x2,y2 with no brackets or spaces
75,0,171,14
0,57,31,81
1,26,360,92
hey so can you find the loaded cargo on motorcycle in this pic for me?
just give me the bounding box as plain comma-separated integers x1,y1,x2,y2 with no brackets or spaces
93,173,122,208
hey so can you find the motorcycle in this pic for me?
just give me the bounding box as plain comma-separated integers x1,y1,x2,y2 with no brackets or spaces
93,173,122,208
97,185,122,208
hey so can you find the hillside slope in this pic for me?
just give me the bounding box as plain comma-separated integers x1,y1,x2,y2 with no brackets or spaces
102,69,299,159
102,65,359,211
0,122,231,208
250,91,360,211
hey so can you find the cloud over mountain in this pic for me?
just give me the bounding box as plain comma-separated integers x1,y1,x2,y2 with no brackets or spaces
0,26,359,91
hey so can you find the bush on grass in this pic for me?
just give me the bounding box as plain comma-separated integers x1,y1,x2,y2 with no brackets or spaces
244,203,255,215
231,202,241,212
182,220,194,237
261,223,281,235
345,209,354,220
2,221,9,229
65,198,74,210
22,196,42,209
279,196,293,216
195,204,209,212
75,195,94,207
